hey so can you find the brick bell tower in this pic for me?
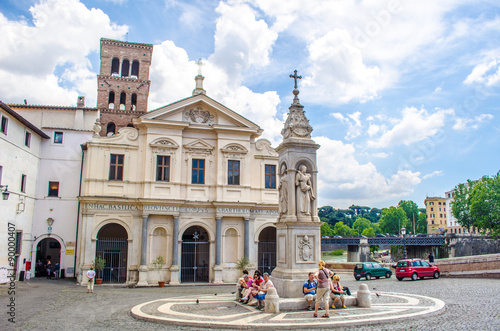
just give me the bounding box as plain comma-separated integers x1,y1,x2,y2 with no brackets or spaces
97,38,153,136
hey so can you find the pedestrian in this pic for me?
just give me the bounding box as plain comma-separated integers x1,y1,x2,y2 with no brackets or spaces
87,266,96,293
303,272,317,310
428,252,434,263
54,262,60,280
46,260,52,279
313,260,333,318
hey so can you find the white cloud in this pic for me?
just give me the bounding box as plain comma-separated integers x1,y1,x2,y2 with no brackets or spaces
330,111,363,140
0,0,127,106
464,57,500,87
372,152,389,159
368,107,454,148
315,136,421,207
210,2,278,83
422,170,443,179
453,114,494,130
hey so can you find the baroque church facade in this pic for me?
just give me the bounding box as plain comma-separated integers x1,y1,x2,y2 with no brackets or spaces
77,39,279,285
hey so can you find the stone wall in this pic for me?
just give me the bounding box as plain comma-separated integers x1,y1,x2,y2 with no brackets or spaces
433,253,500,278
448,236,500,257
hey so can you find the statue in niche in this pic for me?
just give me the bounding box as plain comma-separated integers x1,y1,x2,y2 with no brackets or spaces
278,164,288,216
295,165,315,216
298,235,313,261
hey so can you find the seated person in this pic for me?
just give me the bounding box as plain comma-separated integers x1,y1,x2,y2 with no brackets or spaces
239,275,252,302
242,270,262,304
237,270,251,299
255,272,273,310
303,272,317,310
330,274,347,309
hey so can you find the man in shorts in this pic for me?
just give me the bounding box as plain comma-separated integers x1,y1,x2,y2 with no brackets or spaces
303,272,317,310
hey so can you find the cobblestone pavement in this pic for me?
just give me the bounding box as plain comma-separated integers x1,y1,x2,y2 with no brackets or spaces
1,275,499,330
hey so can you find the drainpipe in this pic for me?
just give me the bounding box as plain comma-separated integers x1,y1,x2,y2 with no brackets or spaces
73,143,86,279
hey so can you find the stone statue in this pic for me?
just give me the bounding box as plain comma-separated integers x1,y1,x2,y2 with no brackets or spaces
92,118,102,137
298,235,313,261
278,164,288,216
295,165,315,216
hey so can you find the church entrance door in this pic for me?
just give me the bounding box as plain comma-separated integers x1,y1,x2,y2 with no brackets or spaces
258,227,276,275
96,223,128,283
181,226,209,283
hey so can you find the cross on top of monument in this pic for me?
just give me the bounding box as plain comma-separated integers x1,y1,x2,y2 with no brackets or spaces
196,58,204,76
289,70,302,90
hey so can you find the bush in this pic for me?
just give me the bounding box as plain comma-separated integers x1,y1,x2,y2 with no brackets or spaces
323,250,344,256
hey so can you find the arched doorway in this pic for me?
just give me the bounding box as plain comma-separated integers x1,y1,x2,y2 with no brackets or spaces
35,238,61,277
96,223,128,283
258,226,276,275
181,226,209,283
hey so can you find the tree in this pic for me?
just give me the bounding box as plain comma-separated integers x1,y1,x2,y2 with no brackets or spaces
321,222,334,236
398,200,419,233
371,222,381,235
353,217,371,234
451,180,476,231
362,227,375,236
469,173,500,237
333,221,352,237
379,206,408,235
417,213,428,234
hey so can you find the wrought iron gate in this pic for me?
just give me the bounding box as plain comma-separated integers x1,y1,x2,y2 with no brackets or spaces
96,237,128,283
258,240,276,275
181,234,209,283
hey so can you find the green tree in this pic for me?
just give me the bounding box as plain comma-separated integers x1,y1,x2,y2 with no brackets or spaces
469,173,500,237
362,227,375,236
333,221,352,237
352,217,371,234
379,206,408,235
371,222,381,235
321,222,334,236
417,213,428,234
451,180,476,231
398,200,419,233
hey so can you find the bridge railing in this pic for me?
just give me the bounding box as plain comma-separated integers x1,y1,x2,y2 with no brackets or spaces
321,236,445,246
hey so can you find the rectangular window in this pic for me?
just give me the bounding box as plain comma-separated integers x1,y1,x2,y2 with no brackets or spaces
430,202,434,205
228,160,240,185
25,131,31,147
192,159,205,184
0,116,8,134
54,131,63,144
20,174,26,193
48,181,59,197
156,155,170,182
265,164,276,189
15,231,22,256
431,207,433,211
109,154,124,180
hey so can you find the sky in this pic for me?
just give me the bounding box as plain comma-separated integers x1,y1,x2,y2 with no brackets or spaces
0,0,499,209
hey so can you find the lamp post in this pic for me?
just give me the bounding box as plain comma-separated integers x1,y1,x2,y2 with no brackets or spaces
401,227,407,259
0,185,9,200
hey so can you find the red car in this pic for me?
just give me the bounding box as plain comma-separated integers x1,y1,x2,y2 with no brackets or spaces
395,259,440,281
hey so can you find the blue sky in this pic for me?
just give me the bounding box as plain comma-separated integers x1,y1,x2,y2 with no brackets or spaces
0,0,499,209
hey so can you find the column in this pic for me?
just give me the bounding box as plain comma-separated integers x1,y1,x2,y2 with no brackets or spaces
216,218,222,265
140,215,149,266
172,217,179,266
136,215,149,286
244,218,250,259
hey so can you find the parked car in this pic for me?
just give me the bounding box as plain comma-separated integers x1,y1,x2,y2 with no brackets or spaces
353,262,392,281
376,234,386,237
395,259,440,281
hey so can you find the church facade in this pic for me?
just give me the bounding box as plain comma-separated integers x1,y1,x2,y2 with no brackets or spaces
77,75,279,285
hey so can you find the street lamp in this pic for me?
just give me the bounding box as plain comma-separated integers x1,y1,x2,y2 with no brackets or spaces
0,185,9,200
401,227,407,259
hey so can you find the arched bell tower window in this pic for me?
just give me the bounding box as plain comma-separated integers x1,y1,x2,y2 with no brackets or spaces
111,58,119,76
131,61,139,78
131,93,137,111
106,122,116,136
121,59,130,77
119,92,126,110
108,91,115,109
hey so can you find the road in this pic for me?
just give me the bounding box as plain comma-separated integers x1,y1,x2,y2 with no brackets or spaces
1,275,499,330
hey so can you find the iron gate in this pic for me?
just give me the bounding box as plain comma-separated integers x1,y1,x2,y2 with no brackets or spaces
181,240,209,282
96,237,128,283
258,240,276,275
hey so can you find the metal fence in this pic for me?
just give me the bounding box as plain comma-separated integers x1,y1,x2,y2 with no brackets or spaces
181,241,210,282
95,237,128,283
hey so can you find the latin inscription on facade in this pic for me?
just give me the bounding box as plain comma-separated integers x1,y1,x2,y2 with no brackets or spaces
85,204,139,210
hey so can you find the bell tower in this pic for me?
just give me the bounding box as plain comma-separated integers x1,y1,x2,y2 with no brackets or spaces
97,38,153,136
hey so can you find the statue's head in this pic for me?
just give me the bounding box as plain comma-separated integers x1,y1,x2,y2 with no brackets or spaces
300,165,307,172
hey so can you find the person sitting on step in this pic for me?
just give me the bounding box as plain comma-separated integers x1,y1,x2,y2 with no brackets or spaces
330,274,347,309
303,272,317,310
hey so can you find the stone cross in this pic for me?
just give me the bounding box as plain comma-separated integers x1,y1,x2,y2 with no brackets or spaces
196,58,204,76
289,70,302,89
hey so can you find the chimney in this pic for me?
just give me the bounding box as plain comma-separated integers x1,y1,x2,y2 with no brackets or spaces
77,96,85,107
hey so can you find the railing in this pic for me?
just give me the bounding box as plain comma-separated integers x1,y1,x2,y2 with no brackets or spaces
321,236,445,246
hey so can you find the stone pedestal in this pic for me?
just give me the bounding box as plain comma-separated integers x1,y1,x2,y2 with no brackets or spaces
136,265,149,287
265,287,280,313
213,265,223,284
356,284,372,307
169,265,180,285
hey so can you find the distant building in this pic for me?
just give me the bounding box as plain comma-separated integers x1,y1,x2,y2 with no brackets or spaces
424,196,447,234
0,102,49,282
445,185,480,235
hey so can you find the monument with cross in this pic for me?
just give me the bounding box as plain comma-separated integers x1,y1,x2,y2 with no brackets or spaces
192,58,206,96
270,70,321,298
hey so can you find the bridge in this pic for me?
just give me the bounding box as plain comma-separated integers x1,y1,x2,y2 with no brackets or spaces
321,236,446,262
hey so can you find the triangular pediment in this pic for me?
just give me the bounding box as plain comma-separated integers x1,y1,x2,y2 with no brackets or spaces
183,139,214,154
141,94,261,131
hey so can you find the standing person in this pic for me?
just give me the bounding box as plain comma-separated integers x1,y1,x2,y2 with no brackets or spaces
303,272,317,310
330,275,347,309
428,252,435,263
86,266,96,293
256,272,274,311
313,260,333,318
53,263,60,280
